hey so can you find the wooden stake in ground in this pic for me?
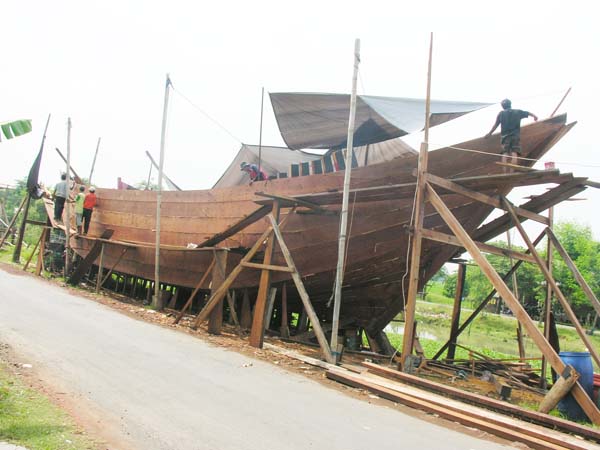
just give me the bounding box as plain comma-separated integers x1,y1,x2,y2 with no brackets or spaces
331,38,361,360
402,32,433,370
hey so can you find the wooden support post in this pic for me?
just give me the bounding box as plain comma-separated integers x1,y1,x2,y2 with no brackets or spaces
432,230,546,360
23,228,45,271
67,230,115,284
0,195,27,250
12,194,31,263
402,33,433,370
174,257,215,324
208,250,228,335
192,225,274,328
506,229,526,359
504,199,600,370
267,214,335,363
132,277,139,298
240,289,252,329
99,248,129,289
264,287,277,331
167,287,179,309
95,243,105,293
249,201,280,348
146,281,153,305
427,183,600,424
35,228,48,276
542,206,553,393
296,308,309,334
447,264,466,360
280,282,290,338
539,365,579,414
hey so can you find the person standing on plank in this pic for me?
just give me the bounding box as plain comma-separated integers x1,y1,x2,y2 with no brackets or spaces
74,185,86,234
82,186,97,235
485,99,538,171
53,173,69,222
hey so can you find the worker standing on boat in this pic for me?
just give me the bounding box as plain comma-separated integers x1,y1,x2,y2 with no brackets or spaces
485,99,538,170
53,173,69,222
82,187,97,235
240,162,268,184
74,185,86,234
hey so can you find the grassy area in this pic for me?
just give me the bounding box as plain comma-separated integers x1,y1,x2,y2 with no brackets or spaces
0,363,96,450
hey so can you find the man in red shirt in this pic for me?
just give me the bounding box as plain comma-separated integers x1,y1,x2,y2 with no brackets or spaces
82,187,97,235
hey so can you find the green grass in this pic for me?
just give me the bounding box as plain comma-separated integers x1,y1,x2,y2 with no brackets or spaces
0,363,96,450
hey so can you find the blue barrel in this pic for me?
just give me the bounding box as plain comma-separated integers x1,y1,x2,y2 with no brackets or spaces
557,352,594,421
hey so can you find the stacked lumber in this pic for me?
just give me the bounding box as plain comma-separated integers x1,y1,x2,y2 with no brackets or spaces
326,364,600,450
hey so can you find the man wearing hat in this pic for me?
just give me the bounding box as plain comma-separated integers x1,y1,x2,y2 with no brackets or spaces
240,162,268,184
486,99,538,170
82,186,97,235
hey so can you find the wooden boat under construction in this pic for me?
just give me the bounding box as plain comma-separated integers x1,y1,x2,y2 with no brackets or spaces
70,112,586,339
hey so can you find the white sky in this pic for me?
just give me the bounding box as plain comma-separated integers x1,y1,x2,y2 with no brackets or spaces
2,0,599,239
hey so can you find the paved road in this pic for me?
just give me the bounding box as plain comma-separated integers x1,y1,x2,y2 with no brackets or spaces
0,268,515,450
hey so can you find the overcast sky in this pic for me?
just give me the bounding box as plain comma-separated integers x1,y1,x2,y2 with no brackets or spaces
2,0,598,238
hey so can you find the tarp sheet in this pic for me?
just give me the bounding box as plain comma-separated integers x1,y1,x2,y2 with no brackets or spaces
270,93,490,150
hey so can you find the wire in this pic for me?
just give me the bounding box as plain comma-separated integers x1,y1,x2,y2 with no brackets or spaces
172,87,243,144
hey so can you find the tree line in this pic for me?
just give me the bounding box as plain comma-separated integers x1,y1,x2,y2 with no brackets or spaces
439,222,599,326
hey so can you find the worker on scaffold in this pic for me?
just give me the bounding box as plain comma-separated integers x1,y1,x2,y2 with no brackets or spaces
240,162,268,185
486,99,538,172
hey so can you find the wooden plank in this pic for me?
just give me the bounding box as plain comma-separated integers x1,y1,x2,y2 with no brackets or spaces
197,204,271,248
280,282,290,338
68,229,115,285
426,173,549,225
268,214,335,364
240,262,294,272
192,225,274,328
547,227,600,318
240,289,252,329
249,202,280,348
447,264,465,360
254,192,334,215
208,250,228,335
361,361,600,443
173,257,215,324
327,370,574,450
427,182,600,425
421,228,537,264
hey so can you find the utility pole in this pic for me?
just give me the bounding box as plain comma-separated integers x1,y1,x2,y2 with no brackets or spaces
88,137,101,185
154,74,172,308
64,118,72,276
258,87,265,176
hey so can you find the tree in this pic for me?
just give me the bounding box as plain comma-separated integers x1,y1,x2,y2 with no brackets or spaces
550,222,600,323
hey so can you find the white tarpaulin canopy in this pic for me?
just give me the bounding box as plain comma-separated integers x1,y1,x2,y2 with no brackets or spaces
270,92,490,150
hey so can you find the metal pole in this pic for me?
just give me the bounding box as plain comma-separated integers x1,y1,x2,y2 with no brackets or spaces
331,38,361,360
88,137,101,185
154,74,172,307
64,118,72,277
258,87,265,177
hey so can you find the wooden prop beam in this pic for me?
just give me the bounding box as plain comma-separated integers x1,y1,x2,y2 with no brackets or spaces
95,243,105,293
280,282,290,338
212,250,242,334
173,257,215,324
427,183,600,424
12,194,31,263
426,173,549,225
240,289,252,329
504,199,600,369
255,192,335,215
68,229,115,284
0,195,27,249
447,264,466,360
198,204,271,248
433,229,547,360
240,262,294,272
22,229,44,271
546,227,600,318
35,228,48,276
421,228,536,264
267,214,335,363
192,225,274,328
99,248,129,289
208,250,228,335
249,202,280,348
539,365,579,414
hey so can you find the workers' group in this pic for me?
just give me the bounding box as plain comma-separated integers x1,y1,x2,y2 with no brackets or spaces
53,173,97,235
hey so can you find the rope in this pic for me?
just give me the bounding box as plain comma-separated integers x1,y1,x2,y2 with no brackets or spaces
428,142,600,169
172,87,243,144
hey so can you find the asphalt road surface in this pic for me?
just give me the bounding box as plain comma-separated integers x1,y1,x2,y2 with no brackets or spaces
0,268,516,450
